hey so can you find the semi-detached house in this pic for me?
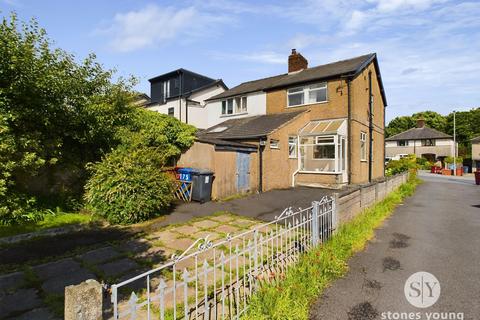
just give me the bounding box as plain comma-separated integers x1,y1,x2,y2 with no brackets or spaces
178,50,387,199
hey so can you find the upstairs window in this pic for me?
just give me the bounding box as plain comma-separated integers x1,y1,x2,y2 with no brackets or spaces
222,96,247,115
287,82,327,107
168,107,174,116
422,139,435,146
163,80,170,99
397,140,409,146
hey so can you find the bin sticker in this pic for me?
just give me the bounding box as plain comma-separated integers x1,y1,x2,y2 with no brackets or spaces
205,176,209,183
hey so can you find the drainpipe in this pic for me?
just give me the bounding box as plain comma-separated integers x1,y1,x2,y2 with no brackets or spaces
368,71,373,183
258,138,266,193
185,99,188,124
347,78,352,184
179,71,183,122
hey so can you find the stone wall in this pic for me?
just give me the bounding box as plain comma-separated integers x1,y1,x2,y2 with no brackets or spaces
336,171,409,224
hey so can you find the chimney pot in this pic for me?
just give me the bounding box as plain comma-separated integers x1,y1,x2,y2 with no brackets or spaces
416,119,425,128
288,49,308,73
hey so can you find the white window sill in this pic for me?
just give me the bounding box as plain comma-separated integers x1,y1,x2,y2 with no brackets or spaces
287,100,328,108
270,147,280,150
299,171,341,175
220,112,248,118
361,160,368,162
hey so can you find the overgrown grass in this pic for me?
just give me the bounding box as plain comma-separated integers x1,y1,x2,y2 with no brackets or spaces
0,211,98,238
244,173,420,320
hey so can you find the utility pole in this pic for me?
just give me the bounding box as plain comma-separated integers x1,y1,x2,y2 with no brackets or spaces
453,111,456,176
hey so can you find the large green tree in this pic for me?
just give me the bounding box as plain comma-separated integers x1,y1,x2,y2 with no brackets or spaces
0,13,136,224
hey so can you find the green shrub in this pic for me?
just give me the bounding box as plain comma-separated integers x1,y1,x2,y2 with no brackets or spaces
445,156,463,165
386,155,417,176
416,157,433,170
84,147,174,224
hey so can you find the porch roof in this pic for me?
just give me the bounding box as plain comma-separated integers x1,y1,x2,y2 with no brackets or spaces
299,119,346,136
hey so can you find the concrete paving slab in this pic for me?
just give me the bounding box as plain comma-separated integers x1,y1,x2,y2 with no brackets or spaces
215,225,240,234
97,258,140,278
165,237,195,252
34,258,82,281
170,225,200,235
79,246,122,264
41,268,96,294
0,288,43,317
13,307,58,320
209,215,236,223
191,220,220,230
0,271,25,294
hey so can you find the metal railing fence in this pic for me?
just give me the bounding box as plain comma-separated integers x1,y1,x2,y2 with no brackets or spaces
110,196,336,320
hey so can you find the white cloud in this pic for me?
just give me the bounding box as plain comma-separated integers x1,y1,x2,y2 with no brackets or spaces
211,51,285,64
98,4,228,52
368,0,441,12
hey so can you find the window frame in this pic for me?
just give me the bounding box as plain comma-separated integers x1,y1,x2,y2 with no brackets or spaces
288,136,298,158
397,140,409,147
167,107,174,117
270,139,280,149
360,131,367,161
298,134,345,174
287,82,328,108
421,139,436,146
221,96,247,116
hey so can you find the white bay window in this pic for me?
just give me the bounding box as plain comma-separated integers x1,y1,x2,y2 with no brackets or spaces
298,119,347,174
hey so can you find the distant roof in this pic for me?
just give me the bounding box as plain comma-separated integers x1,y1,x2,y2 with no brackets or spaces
198,111,305,143
472,136,480,143
148,68,217,83
207,53,386,106
386,127,452,141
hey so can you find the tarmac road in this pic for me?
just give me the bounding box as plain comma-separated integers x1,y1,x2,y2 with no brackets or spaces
309,172,480,320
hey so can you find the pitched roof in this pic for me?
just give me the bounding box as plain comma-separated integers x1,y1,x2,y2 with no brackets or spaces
386,127,452,141
148,68,216,83
471,136,480,143
207,53,386,106
198,111,305,141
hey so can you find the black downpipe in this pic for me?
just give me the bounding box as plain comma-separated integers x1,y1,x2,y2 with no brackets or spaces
179,71,183,122
347,79,352,184
368,71,373,183
258,139,265,193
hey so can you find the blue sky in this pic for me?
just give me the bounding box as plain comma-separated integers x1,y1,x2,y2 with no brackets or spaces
1,0,479,122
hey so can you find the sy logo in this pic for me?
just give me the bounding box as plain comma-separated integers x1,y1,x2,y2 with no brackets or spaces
404,271,441,308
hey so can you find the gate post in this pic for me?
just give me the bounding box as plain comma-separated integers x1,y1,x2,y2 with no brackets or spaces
311,201,319,246
65,279,103,320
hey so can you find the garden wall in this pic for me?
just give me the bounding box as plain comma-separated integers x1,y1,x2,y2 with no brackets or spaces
336,172,409,224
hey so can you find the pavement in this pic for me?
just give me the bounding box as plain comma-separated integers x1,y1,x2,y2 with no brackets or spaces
309,172,480,320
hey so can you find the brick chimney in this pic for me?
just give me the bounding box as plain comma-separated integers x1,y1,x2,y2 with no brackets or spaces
288,49,308,73
416,118,425,128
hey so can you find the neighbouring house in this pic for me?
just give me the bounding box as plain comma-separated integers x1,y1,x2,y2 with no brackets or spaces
178,50,387,199
472,136,480,171
132,93,151,107
385,119,456,162
145,68,227,128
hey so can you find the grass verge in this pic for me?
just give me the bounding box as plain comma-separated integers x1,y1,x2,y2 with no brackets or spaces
244,173,420,320
0,212,97,238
